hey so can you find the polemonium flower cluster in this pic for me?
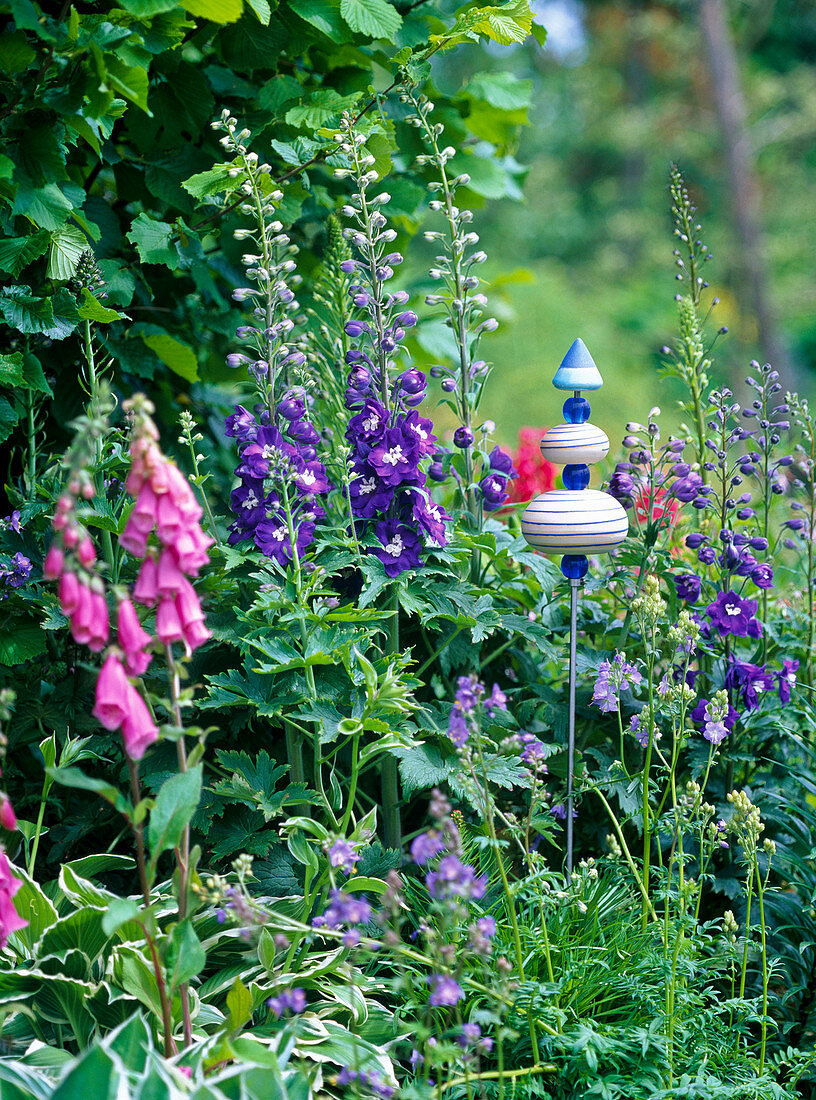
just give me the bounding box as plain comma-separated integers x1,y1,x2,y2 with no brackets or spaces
225,401,331,565
691,690,734,745
335,1067,394,1099
447,674,507,747
591,652,642,713
336,113,450,575
267,987,306,1018
0,552,32,589
326,837,359,875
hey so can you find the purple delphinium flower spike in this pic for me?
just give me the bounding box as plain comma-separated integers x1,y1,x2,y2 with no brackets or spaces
705,590,761,638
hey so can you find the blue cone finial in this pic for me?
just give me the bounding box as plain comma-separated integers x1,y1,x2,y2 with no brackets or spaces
552,338,603,391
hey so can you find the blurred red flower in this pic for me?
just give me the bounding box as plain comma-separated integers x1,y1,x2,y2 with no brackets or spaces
506,427,557,504
632,486,679,528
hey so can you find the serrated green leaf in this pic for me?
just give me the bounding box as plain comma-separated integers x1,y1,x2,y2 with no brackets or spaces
181,165,238,201
285,89,362,130
184,0,244,20
464,71,532,111
0,30,36,72
245,0,271,21
393,743,455,792
47,224,88,281
289,0,345,41
0,231,50,277
77,288,124,323
105,56,151,113
0,624,48,665
127,213,178,268
0,352,25,387
142,332,198,382
0,286,54,335
340,0,402,40
13,182,73,231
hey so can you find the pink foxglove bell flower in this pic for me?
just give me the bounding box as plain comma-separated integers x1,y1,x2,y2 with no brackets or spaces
133,557,159,608
156,548,186,598
121,683,159,761
43,545,64,580
117,599,153,677
156,597,184,645
0,794,17,832
58,570,80,616
0,852,26,948
86,591,110,653
176,579,212,653
92,653,131,730
76,536,96,567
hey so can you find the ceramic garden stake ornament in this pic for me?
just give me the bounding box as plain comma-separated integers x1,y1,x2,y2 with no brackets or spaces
520,339,628,872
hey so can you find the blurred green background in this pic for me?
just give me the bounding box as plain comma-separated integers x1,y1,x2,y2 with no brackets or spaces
426,0,816,447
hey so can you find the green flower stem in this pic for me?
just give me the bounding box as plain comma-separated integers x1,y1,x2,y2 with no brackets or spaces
25,389,36,490
757,856,771,1072
27,768,52,877
738,863,754,1001
166,645,193,1048
381,590,401,850
593,787,660,928
127,759,176,1058
441,1064,557,1093
641,640,657,929
339,727,362,833
471,735,540,1065
417,626,466,680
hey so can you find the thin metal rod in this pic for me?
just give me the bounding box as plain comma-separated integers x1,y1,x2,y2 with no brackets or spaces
566,576,581,875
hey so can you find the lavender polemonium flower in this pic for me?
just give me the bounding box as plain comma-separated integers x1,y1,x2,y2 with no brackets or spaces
267,987,306,1018
334,115,450,576
591,652,642,713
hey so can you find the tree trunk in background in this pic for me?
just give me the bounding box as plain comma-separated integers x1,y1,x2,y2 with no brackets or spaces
697,0,792,378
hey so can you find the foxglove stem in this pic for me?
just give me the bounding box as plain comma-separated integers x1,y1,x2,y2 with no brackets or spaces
757,856,770,1071
179,412,224,554
166,645,193,1048
127,759,176,1057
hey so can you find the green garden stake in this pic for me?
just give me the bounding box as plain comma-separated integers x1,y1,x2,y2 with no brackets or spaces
520,339,628,873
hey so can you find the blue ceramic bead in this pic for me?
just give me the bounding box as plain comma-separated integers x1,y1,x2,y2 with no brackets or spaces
561,554,589,579
563,396,591,424
562,464,590,490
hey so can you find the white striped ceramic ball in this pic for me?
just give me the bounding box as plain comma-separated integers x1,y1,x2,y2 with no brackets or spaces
520,489,628,554
539,423,610,466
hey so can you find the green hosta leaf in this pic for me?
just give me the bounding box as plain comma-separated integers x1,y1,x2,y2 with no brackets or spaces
148,765,202,863
38,907,112,962
6,865,59,954
77,288,124,323
0,231,50,277
46,225,88,281
141,331,199,382
112,946,163,1020
127,214,178,268
340,0,402,40
50,1036,120,1099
